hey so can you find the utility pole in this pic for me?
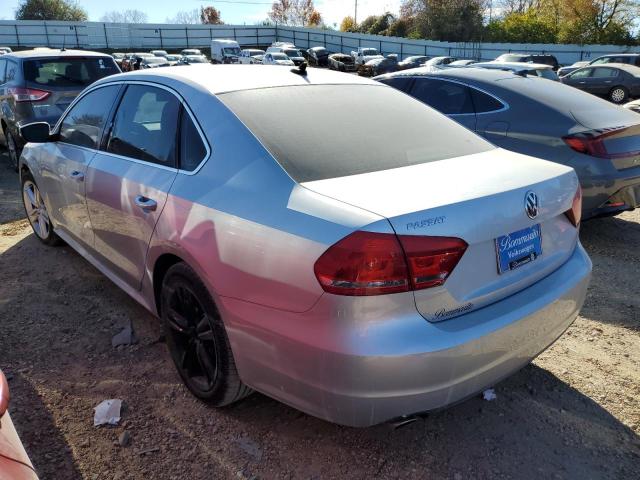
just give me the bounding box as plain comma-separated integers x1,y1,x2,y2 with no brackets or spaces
354,0,358,24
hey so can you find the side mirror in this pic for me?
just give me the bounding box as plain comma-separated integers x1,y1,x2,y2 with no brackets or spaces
0,370,9,418
20,122,53,143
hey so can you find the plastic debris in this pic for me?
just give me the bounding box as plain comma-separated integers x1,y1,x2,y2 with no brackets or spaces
94,399,122,426
112,323,138,347
482,388,497,401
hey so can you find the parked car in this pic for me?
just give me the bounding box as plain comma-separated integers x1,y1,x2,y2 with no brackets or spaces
351,47,383,66
141,57,170,69
448,59,478,66
239,49,265,64
18,64,590,427
358,54,398,77
211,39,241,64
266,46,305,66
557,61,590,77
423,56,456,67
0,369,38,479
164,54,181,66
122,53,153,72
624,98,640,113
397,55,430,70
560,63,640,104
180,49,202,56
262,52,294,66
112,52,126,68
151,50,168,58
0,48,120,171
307,46,329,67
0,47,12,54
328,53,356,72
375,66,640,219
559,54,640,77
473,61,559,81
494,53,560,70
179,55,209,65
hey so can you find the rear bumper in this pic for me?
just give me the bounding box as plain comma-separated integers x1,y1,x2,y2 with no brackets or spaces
580,165,640,220
222,244,591,427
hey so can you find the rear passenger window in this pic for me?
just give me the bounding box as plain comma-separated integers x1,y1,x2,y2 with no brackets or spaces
6,60,17,81
179,110,207,171
107,85,180,167
59,85,120,149
409,78,474,115
0,59,6,84
470,88,503,113
592,68,618,78
380,76,414,93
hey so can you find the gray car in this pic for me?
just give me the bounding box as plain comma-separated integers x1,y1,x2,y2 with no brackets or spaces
17,65,590,426
0,49,120,170
375,67,640,219
560,63,640,104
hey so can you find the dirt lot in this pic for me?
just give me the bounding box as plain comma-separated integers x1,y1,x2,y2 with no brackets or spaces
0,153,638,480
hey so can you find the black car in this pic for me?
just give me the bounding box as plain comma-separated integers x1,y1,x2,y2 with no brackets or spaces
397,56,430,70
358,55,399,77
0,49,120,170
495,53,559,71
307,47,329,67
560,63,640,104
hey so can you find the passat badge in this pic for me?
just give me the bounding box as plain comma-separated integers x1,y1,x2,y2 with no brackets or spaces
524,191,539,219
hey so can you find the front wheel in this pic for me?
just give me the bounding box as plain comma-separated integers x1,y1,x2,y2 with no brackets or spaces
609,86,628,104
161,263,252,406
21,172,62,246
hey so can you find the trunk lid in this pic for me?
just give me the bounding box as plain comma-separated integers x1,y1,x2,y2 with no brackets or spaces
302,148,579,321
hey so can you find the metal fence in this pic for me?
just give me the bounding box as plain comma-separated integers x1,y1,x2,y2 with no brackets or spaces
1,20,639,64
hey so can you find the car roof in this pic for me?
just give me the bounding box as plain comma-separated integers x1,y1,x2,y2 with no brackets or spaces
4,48,112,59
95,64,378,94
596,53,640,58
475,61,552,69
380,65,516,81
579,62,640,74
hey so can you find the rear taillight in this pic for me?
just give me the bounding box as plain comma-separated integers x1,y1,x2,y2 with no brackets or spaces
398,235,468,289
8,87,51,102
563,127,640,159
564,186,582,227
314,231,467,296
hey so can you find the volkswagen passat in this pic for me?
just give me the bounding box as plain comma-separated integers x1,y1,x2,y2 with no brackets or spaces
18,65,591,427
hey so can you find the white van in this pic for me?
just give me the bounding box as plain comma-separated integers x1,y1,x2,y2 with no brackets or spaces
210,39,241,64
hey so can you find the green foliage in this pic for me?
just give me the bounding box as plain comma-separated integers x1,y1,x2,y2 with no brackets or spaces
15,0,87,21
485,11,558,43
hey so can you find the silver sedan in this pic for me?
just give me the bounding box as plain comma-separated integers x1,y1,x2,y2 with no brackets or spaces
19,65,591,426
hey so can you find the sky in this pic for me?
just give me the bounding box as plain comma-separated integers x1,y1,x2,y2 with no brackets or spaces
2,0,402,27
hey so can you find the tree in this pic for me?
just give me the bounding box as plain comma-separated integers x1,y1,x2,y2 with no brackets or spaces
166,9,201,24
200,6,223,24
386,18,413,37
400,0,486,42
340,15,357,32
15,0,87,21
485,10,557,43
100,9,148,23
268,0,322,26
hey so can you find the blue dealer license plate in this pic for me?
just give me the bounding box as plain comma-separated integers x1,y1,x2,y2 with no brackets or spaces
495,224,542,274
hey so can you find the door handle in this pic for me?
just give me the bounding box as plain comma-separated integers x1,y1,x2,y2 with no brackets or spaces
70,170,84,181
578,81,586,84
134,195,157,212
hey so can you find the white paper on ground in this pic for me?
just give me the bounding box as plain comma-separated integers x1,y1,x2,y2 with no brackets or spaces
483,388,497,401
94,399,122,426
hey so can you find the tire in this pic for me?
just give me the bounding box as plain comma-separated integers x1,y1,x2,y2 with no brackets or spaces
6,129,19,172
21,171,62,246
609,86,628,104
161,262,252,406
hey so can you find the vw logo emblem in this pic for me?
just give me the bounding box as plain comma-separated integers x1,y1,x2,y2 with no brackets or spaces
525,191,539,219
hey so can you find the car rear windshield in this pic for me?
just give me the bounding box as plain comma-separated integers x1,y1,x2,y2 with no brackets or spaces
219,84,494,182
23,57,119,88
497,54,526,62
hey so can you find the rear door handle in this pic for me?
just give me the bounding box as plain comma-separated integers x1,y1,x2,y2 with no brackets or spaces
134,195,157,212
70,170,84,181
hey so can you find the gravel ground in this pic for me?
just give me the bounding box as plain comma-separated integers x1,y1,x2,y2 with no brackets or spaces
0,153,638,480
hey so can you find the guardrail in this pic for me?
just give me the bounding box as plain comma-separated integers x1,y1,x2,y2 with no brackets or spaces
1,20,639,64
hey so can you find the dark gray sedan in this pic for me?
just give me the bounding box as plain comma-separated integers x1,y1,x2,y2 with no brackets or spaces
560,63,640,104
375,67,640,220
